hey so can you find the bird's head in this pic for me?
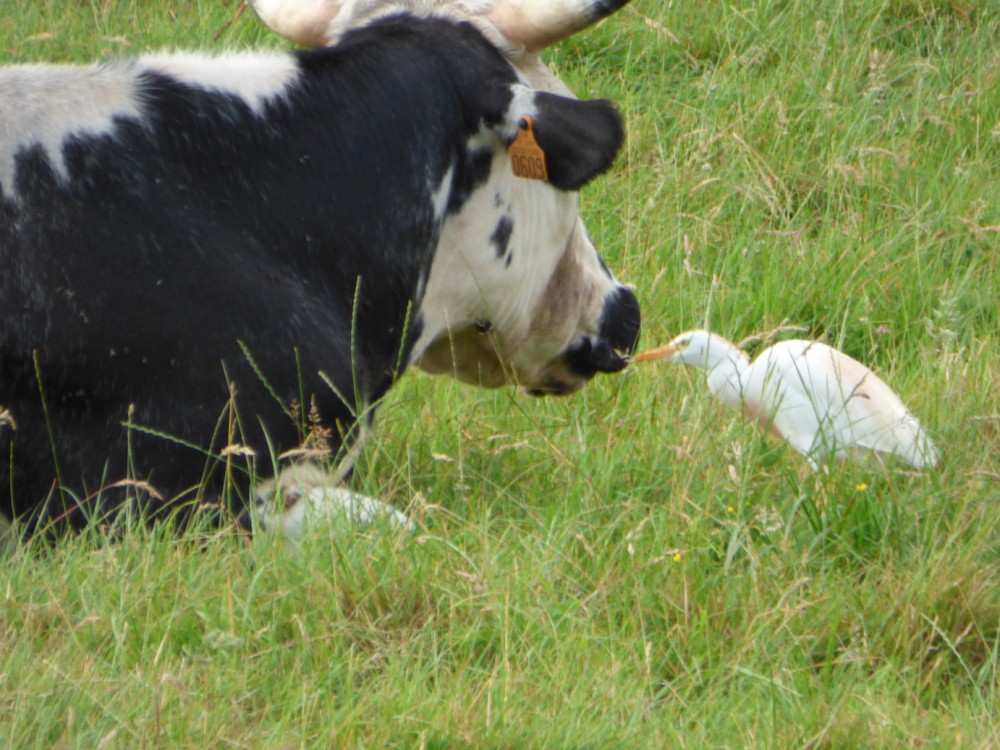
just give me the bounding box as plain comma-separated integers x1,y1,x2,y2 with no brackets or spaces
632,329,737,371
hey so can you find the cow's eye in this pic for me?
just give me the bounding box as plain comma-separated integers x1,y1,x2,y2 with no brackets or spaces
282,487,302,510
474,319,493,334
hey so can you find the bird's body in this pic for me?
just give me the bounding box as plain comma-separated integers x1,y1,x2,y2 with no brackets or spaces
634,330,939,470
254,463,412,540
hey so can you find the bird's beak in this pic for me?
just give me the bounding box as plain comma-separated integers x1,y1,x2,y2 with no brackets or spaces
631,344,680,363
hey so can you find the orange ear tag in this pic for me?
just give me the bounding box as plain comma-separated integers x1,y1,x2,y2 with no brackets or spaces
508,115,548,181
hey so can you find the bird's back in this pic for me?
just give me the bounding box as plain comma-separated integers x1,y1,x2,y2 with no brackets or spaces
750,341,938,468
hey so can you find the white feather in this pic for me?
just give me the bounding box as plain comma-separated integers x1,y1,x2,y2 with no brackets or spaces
254,463,412,540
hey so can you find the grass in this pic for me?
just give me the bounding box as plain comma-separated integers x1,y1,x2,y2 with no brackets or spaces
2,0,999,746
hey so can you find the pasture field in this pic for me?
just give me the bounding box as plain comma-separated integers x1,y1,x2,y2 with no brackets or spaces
2,0,999,747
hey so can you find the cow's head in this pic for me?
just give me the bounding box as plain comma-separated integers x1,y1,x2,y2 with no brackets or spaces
251,0,640,396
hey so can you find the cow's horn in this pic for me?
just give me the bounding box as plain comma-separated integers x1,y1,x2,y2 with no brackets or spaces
249,0,633,51
248,0,345,46
485,0,633,52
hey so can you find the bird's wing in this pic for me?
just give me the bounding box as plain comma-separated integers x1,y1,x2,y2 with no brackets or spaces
308,487,411,528
799,344,939,467
745,341,833,458
709,339,938,469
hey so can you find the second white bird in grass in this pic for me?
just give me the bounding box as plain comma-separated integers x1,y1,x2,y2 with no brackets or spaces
633,329,939,470
254,463,413,540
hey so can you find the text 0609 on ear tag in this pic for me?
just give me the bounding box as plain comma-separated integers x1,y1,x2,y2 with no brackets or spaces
508,115,547,181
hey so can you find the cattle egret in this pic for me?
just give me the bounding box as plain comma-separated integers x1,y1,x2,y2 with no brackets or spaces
633,330,939,470
254,464,413,540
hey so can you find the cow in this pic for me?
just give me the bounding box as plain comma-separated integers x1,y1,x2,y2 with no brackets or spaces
0,1,641,538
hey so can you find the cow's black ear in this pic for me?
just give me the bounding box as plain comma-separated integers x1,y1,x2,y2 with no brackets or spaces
530,93,624,191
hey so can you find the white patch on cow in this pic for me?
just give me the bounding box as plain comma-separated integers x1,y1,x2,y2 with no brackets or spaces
0,51,299,198
138,50,300,114
0,61,143,195
430,163,455,222
504,84,542,136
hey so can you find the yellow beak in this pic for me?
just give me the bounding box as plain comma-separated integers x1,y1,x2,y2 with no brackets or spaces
630,344,680,363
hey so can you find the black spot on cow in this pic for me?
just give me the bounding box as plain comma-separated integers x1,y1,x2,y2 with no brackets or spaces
490,215,513,259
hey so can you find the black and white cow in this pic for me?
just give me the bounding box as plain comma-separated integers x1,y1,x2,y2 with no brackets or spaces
0,1,640,535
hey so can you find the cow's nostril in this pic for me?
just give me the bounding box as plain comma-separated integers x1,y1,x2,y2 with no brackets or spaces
563,336,626,375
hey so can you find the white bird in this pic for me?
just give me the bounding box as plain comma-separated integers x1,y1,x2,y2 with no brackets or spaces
633,329,939,470
254,463,412,540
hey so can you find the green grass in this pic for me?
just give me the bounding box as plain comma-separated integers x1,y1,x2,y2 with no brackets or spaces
2,0,999,746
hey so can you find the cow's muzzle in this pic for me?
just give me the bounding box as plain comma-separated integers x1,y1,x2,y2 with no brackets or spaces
563,285,641,378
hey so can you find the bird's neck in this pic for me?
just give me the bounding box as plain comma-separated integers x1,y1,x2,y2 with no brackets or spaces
705,349,752,413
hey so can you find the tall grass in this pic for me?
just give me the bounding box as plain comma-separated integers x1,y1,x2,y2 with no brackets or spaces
2,0,999,747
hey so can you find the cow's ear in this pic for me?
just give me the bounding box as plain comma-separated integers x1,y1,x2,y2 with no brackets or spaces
528,92,624,191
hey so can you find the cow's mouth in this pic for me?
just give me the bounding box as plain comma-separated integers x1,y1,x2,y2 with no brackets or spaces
522,366,588,397
525,382,581,397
